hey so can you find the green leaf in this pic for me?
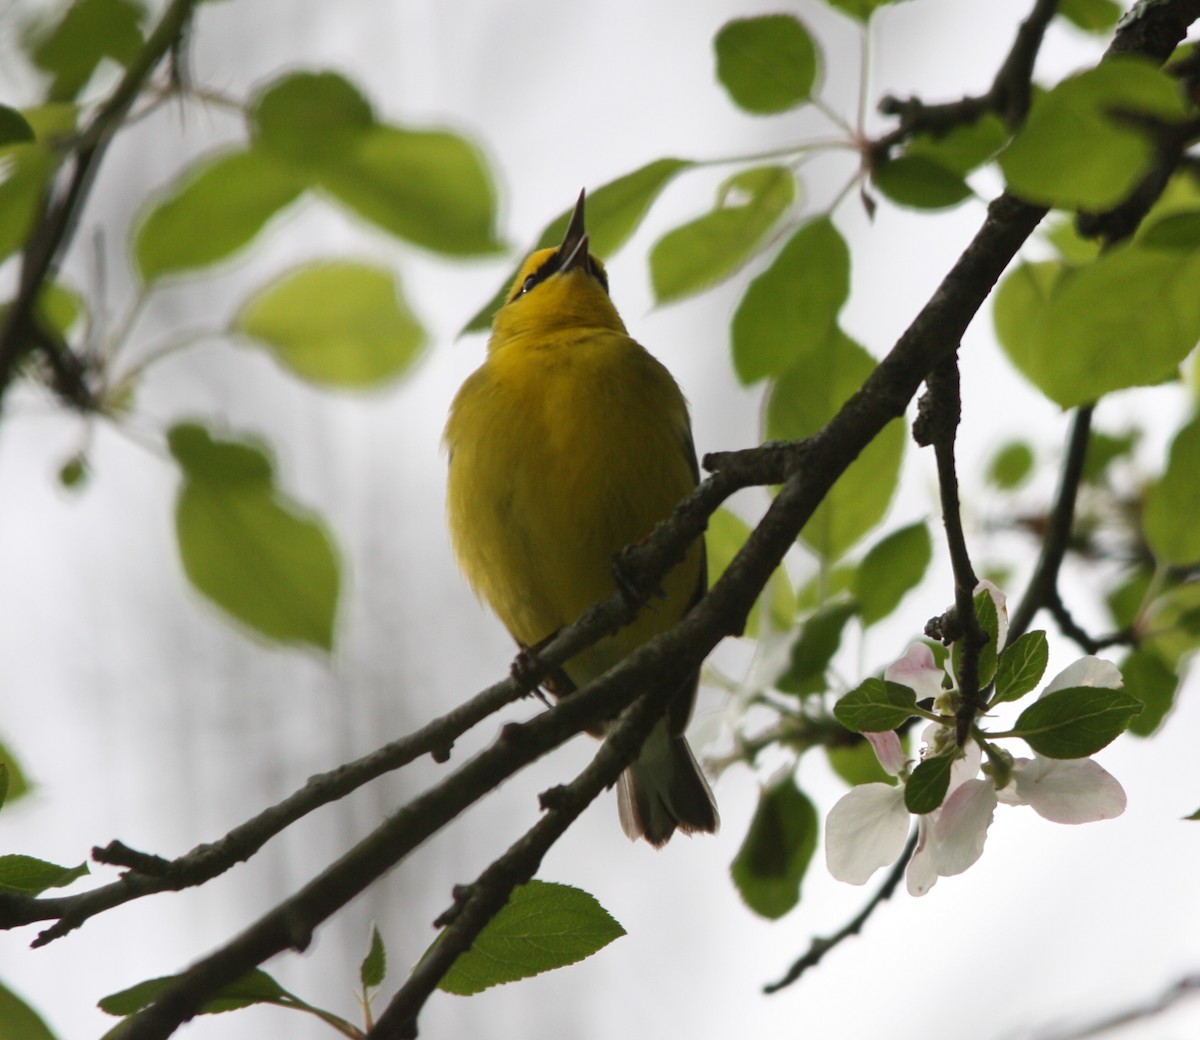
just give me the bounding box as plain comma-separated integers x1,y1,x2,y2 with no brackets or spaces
1014,685,1142,758
29,0,145,101
0,738,30,804
824,0,910,21
905,115,1008,176
235,261,426,388
462,158,692,334
168,423,340,651
1059,0,1122,32
650,165,794,302
251,71,500,255
1120,649,1178,736
873,156,972,210
1045,217,1102,264
986,441,1035,489
0,107,35,148
952,587,1001,692
706,508,794,637
1082,430,1137,483
1185,807,1200,821
0,765,7,811
0,979,59,1040
134,149,305,282
0,145,55,263
993,259,1063,389
730,776,818,919
766,331,905,558
999,58,1186,210
827,739,896,787
854,522,932,625
318,125,501,255
714,15,818,114
776,600,858,695
438,881,624,996
731,217,850,384
100,969,290,1016
1138,211,1200,250
1144,418,1200,565
834,678,918,733
360,925,387,990
999,244,1200,407
905,752,954,814
993,630,1049,704
0,855,88,896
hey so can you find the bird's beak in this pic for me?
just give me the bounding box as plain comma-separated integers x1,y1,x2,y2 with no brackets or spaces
558,188,589,273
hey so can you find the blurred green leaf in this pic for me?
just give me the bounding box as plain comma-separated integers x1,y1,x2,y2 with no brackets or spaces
135,149,305,282
100,969,290,1016
767,330,904,558
1144,582,1200,667
854,522,931,625
0,145,55,263
986,441,1035,489
1000,58,1186,210
0,855,88,896
905,752,953,814
1082,429,1137,482
993,630,1049,704
1144,417,1200,565
834,678,918,732
0,979,59,1040
714,14,818,114
168,423,340,651
235,261,426,388
463,158,692,334
824,0,910,21
29,0,144,101
1138,211,1200,250
998,244,1200,407
360,925,387,990
1014,685,1142,758
776,600,857,696
730,776,817,919
905,115,1007,175
827,739,896,787
651,165,794,302
1120,649,1178,736
252,71,500,255
706,507,794,637
732,217,850,384
0,107,35,148
438,881,624,995
1045,217,1102,264
873,156,972,210
1059,0,1122,31
0,739,30,804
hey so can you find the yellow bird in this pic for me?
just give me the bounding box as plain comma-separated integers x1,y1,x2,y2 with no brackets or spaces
444,190,718,846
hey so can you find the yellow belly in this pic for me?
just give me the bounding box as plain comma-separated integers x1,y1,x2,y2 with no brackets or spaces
445,328,702,685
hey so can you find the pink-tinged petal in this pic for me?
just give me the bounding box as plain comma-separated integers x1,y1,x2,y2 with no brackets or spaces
932,779,997,876
866,730,907,777
885,643,945,701
825,784,910,885
906,818,939,897
1044,656,1122,696
975,580,1009,651
1007,756,1127,824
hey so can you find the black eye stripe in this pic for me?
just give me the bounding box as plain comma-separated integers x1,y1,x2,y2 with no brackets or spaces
508,250,609,302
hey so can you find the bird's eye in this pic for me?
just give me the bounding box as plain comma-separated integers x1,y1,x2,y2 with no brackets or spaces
520,274,538,295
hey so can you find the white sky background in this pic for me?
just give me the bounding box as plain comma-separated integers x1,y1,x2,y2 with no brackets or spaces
1,1,1199,1038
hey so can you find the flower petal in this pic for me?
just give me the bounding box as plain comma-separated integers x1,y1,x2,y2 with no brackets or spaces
975,579,1009,651
932,778,997,876
906,818,939,897
866,730,907,777
885,643,945,701
1005,756,1128,824
825,783,910,885
1044,656,1122,696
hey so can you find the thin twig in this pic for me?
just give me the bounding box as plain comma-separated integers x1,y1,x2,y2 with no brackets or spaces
1030,972,1200,1040
764,828,919,993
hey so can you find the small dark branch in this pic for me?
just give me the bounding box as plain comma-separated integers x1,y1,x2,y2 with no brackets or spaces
1009,407,1095,643
1032,972,1200,1040
368,687,673,1039
764,827,919,993
1105,0,1200,64
0,674,530,943
872,0,1058,163
1046,591,1137,655
0,0,198,409
914,358,986,744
